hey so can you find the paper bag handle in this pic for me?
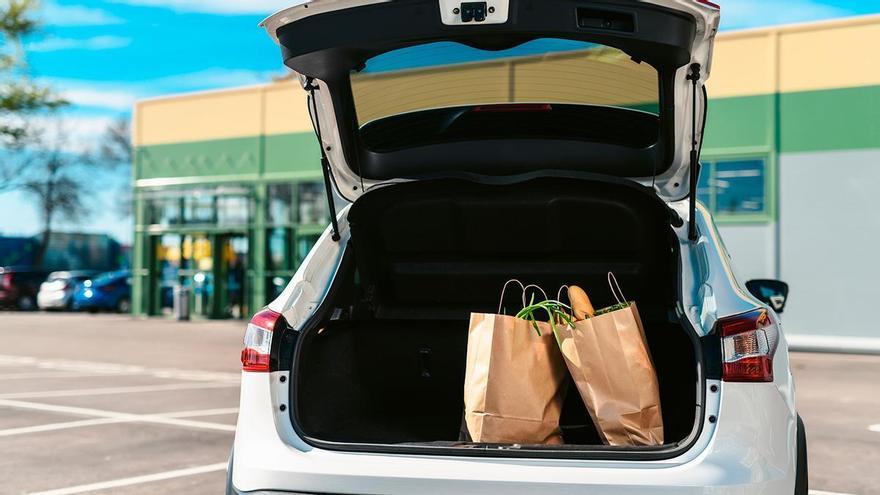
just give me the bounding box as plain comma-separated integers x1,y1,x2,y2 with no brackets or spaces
498,279,548,314
556,285,574,320
608,272,628,305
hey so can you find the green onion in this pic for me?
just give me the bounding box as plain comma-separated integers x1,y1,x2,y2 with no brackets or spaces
515,299,575,345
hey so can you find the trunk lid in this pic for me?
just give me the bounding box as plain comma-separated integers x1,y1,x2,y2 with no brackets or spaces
262,0,719,202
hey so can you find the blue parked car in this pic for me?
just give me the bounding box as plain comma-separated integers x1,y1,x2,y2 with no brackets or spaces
72,270,132,313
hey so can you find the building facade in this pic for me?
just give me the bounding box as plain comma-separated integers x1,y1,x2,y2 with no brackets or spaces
132,82,327,319
133,16,880,342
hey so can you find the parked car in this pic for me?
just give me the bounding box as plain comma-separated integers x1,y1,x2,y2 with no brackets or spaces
0,266,47,310
229,1,807,494
72,270,132,313
37,270,99,310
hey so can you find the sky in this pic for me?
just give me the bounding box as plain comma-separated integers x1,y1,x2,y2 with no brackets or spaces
2,0,880,244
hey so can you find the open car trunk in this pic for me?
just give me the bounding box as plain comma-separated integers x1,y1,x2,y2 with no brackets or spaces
287,176,703,457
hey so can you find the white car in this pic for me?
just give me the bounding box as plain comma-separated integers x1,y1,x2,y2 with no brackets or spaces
37,270,98,310
230,0,807,493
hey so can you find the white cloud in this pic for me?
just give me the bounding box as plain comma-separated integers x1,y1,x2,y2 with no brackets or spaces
26,114,119,154
61,88,140,112
720,0,850,30
108,0,302,15
41,67,286,112
27,35,132,53
43,2,125,26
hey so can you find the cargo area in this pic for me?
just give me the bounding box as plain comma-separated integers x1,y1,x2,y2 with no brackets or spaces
289,177,702,452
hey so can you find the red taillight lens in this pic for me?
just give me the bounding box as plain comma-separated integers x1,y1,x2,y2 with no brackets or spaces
695,0,720,9
1,274,12,289
720,309,776,382
241,308,283,372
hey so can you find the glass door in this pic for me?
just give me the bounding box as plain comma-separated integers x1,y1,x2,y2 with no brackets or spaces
180,234,214,318
217,234,248,319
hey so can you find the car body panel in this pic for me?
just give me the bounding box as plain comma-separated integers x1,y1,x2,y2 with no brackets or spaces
232,374,794,494
72,271,132,312
0,266,47,310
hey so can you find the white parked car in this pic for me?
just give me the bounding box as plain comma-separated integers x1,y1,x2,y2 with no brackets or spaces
37,270,98,310
230,0,807,493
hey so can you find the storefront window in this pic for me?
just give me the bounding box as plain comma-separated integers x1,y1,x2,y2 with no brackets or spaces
267,184,294,225
298,182,327,226
183,192,215,224
698,157,768,218
267,228,292,271
147,198,180,226
218,196,250,226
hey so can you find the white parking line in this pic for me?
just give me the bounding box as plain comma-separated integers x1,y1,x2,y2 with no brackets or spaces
0,381,237,400
0,354,240,382
0,407,239,437
0,399,237,432
868,423,880,433
27,462,228,495
0,371,131,380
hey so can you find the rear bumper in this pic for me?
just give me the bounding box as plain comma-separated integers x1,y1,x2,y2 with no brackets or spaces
232,373,798,495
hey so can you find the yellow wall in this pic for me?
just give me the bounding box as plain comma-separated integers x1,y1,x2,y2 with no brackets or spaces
133,79,314,147
709,14,880,98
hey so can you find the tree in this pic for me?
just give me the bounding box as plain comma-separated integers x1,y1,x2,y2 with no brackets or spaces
21,127,88,267
100,116,133,166
1,0,68,192
98,115,134,217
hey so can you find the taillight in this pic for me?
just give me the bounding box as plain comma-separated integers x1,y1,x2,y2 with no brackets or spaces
720,309,776,382
694,0,720,9
1,274,11,289
241,308,283,372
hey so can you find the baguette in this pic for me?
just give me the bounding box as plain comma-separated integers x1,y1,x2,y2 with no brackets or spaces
567,285,595,320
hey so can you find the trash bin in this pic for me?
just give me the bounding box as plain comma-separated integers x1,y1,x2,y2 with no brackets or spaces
173,285,190,321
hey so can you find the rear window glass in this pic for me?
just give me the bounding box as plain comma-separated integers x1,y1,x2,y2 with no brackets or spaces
350,38,659,126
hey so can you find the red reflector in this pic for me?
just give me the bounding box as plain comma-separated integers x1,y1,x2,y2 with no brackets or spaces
241,348,271,372
719,309,776,383
472,103,553,113
694,0,720,9
723,356,773,382
241,308,283,373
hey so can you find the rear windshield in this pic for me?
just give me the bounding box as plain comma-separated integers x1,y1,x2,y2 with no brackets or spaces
351,38,659,152
350,38,660,147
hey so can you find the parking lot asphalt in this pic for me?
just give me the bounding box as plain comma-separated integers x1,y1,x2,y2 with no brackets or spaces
0,312,878,494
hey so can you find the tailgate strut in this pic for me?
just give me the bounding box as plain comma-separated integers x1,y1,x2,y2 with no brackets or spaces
686,63,705,242
305,78,341,242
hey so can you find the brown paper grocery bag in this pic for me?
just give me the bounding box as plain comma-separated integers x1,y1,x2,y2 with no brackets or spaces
463,281,567,445
556,275,664,446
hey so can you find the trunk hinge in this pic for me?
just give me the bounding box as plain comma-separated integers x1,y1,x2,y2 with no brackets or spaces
305,78,341,242
686,63,703,242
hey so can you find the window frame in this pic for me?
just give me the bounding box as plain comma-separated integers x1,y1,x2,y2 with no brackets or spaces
698,150,776,224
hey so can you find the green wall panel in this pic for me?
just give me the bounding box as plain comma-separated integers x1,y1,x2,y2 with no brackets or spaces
780,85,880,153
703,94,774,151
136,136,261,181
264,132,322,175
